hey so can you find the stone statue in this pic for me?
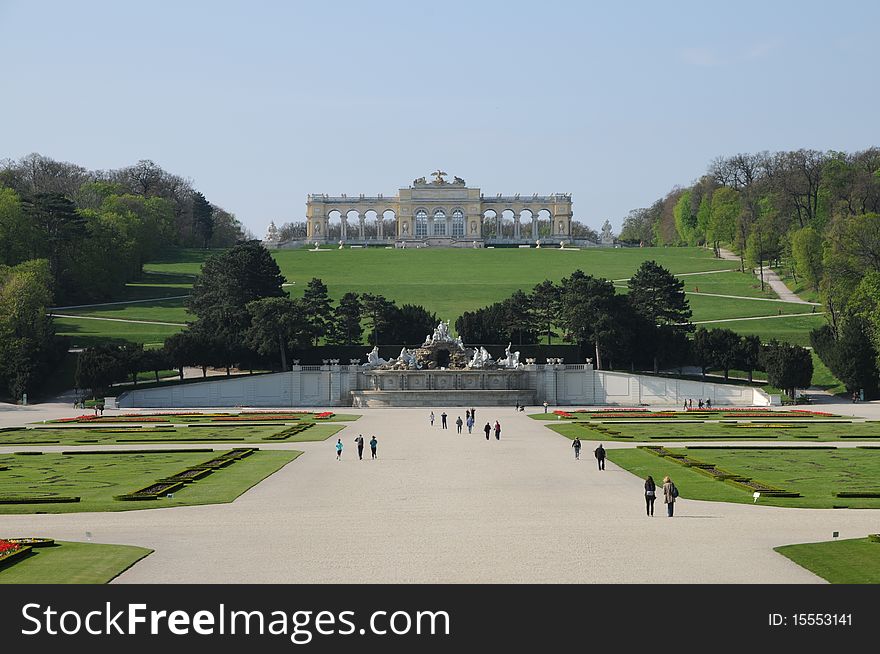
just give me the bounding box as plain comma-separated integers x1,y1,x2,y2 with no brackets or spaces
314,223,321,234
431,169,448,184
497,342,521,369
402,222,409,235
467,346,494,369
413,176,426,185
601,220,614,244
264,221,280,244
395,347,419,369
453,176,466,185
362,346,387,369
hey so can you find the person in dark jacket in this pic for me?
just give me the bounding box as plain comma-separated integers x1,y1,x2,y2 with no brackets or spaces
663,475,678,517
494,420,501,440
484,422,491,440
354,434,365,460
594,444,606,470
572,437,582,460
644,475,656,516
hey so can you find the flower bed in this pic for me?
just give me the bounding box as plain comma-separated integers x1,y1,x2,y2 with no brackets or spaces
5,537,55,547
553,410,574,419
314,411,334,419
115,481,185,501
0,539,31,566
262,424,313,440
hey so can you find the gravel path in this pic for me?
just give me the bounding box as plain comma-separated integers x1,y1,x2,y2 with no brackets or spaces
3,403,880,584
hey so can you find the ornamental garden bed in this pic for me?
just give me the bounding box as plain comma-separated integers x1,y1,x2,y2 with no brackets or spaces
115,481,185,501
159,467,214,483
834,491,880,498
0,539,32,566
0,496,81,504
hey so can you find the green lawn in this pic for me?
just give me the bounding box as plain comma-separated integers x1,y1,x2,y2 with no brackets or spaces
1,423,345,446
696,313,827,346
0,541,152,584
0,449,301,514
59,246,825,346
53,316,183,347
775,537,880,584
547,419,880,442
607,446,880,508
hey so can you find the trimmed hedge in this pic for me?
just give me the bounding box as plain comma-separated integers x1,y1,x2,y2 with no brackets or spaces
115,481,185,501
62,448,213,455
0,496,81,504
834,491,880,498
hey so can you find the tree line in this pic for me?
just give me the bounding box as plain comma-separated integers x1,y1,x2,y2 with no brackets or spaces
0,153,249,402
617,146,879,397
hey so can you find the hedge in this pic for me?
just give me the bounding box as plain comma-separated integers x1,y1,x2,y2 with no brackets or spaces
834,491,880,498
0,496,81,504
62,448,213,455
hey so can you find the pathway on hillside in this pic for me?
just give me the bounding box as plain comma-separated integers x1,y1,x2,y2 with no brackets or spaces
718,248,811,304
3,404,879,583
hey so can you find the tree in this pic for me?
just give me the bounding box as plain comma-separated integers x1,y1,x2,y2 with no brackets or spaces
245,297,308,371
119,343,146,385
75,345,124,397
745,223,768,291
789,227,824,292
501,290,536,345
163,331,199,380
738,334,762,383
708,187,739,257
191,191,214,249
360,293,397,347
760,340,813,399
455,304,507,344
20,192,86,296
140,348,170,384
627,260,692,372
529,280,560,344
708,328,741,380
388,304,439,346
328,292,363,346
187,241,285,353
302,278,333,346
559,270,617,369
691,328,713,377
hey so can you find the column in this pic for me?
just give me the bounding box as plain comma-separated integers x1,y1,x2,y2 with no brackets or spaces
340,218,347,241
514,218,520,239
359,216,365,240
532,218,538,240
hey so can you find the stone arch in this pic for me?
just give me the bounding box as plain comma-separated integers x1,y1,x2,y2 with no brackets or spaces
482,209,498,239
381,209,396,239
500,209,516,239
520,209,535,240
363,209,379,240
536,209,552,239
327,210,343,241
344,209,361,241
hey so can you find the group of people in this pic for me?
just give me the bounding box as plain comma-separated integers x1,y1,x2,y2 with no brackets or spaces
683,398,712,410
336,434,378,461
430,409,499,439
570,437,679,517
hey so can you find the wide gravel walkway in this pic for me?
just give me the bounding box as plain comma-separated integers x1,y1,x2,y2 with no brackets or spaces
3,402,880,583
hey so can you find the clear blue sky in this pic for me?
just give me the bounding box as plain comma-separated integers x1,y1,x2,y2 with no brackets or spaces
2,0,878,235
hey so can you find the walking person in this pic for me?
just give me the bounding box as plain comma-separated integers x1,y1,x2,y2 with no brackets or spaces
467,415,474,434
465,409,471,421
644,475,656,516
698,398,703,409
455,415,463,434
594,443,606,470
706,398,711,409
471,408,476,422
335,439,343,461
683,400,688,411
369,435,378,459
572,436,582,460
663,475,678,517
484,422,491,440
688,398,693,409
441,412,448,429
354,434,364,460
430,411,435,426
494,420,501,440
543,401,549,413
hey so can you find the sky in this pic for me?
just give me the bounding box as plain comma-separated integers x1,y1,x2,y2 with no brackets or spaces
2,0,878,236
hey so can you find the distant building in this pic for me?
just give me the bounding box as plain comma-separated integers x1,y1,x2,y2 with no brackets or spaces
290,171,579,248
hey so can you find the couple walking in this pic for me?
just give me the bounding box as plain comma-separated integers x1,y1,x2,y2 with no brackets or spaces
483,420,501,440
644,475,678,516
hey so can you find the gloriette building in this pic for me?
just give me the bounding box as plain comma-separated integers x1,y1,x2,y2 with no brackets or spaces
295,170,574,247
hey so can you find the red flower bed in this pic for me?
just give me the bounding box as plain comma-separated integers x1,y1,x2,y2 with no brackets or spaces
314,412,334,419
553,410,574,418
0,539,28,563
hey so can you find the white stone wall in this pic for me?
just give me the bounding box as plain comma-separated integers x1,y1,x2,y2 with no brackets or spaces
117,363,773,408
